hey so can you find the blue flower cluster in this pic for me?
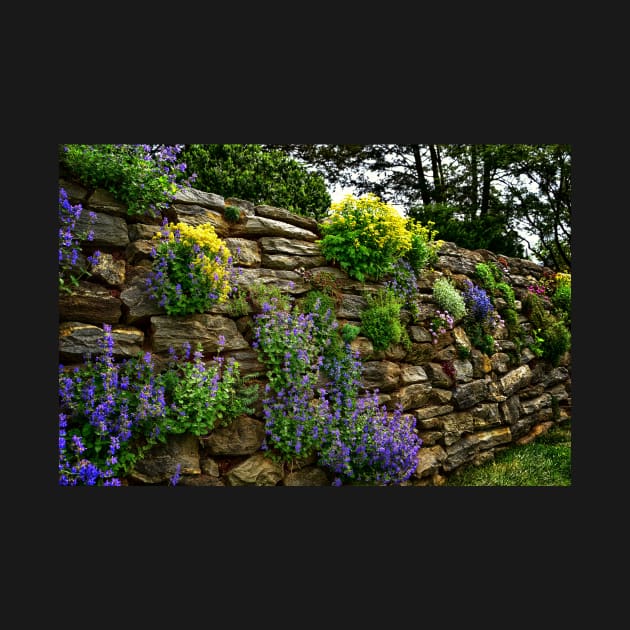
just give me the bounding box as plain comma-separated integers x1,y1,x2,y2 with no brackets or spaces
253,296,422,485
58,187,101,292
462,279,494,325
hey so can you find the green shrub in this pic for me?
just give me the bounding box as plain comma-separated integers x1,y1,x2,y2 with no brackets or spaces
542,320,571,366
551,274,571,325
179,144,331,221
522,292,549,330
248,282,292,312
474,262,497,293
224,204,243,223
360,289,404,351
319,193,411,282
164,343,258,436
341,323,361,344
227,285,250,317
404,218,443,273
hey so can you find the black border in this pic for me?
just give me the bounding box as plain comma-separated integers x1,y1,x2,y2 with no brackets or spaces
32,113,583,568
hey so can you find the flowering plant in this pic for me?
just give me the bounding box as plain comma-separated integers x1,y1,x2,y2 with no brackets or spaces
61,144,196,217
253,300,326,460
461,279,504,355
429,310,454,344
59,325,256,485
58,187,101,294
317,392,422,486
360,288,405,351
146,220,234,316
404,218,443,273
252,295,422,484
432,277,467,321
385,258,420,319
319,193,411,282
59,326,172,485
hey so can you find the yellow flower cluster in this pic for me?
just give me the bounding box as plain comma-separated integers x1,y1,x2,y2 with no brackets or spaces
406,218,441,246
154,222,233,304
327,193,411,255
555,272,571,287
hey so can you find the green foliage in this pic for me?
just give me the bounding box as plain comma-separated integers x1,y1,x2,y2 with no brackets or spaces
551,273,571,325
165,344,258,436
495,281,516,309
529,328,546,358
360,288,404,351
180,144,331,221
146,222,234,316
302,290,336,317
224,204,243,223
456,343,471,360
341,323,361,344
58,329,257,485
463,319,496,356
60,144,193,217
432,277,467,321
474,262,497,293
408,203,525,259
404,218,443,273
522,292,550,330
227,285,250,317
501,307,521,341
522,290,571,366
248,283,292,313
541,320,571,366
319,193,411,282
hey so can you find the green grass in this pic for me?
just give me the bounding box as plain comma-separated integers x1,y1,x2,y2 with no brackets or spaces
444,420,571,486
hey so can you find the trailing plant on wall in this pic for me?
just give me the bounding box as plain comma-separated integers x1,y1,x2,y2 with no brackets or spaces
317,390,422,486
461,279,505,356
253,299,334,461
385,258,420,320
60,144,196,217
161,338,258,437
58,186,101,294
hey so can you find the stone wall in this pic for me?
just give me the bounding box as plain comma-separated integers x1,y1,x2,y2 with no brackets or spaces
58,178,571,486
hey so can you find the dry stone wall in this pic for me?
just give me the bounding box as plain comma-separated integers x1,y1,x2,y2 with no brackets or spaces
58,178,572,486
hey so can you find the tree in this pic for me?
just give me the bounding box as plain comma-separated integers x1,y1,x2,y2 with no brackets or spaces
265,144,571,270
180,144,332,221
499,144,571,271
